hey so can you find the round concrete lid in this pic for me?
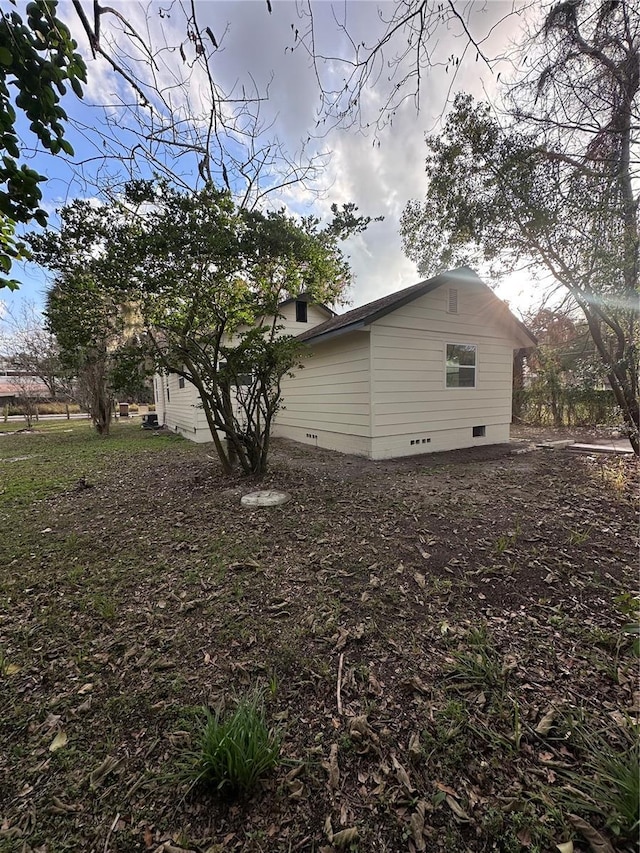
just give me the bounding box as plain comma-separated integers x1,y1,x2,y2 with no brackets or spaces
240,490,291,507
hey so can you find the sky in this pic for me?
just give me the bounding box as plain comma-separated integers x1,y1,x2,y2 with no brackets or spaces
2,0,546,323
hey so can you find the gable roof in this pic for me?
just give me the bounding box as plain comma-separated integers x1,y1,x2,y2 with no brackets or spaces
297,266,537,346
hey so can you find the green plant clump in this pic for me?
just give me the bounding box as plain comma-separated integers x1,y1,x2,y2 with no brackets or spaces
190,692,281,797
558,715,639,842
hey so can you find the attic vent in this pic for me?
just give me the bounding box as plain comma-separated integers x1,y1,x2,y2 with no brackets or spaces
296,300,308,323
447,288,458,314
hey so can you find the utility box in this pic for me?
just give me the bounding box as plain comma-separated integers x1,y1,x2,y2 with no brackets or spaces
141,413,159,429
119,403,129,418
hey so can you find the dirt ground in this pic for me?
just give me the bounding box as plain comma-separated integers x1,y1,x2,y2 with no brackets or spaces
0,423,638,853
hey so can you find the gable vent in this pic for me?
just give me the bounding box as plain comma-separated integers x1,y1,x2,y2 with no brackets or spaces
447,288,458,314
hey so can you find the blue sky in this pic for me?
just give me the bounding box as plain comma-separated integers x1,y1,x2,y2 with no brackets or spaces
2,0,542,323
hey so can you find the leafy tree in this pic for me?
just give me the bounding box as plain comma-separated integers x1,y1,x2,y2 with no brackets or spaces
401,1,639,454
125,183,365,475
0,0,86,288
524,309,611,427
30,200,137,435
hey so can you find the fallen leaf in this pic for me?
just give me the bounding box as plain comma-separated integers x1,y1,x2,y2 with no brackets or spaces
324,815,333,841
567,814,614,853
405,675,430,694
535,707,556,736
556,843,574,853
445,794,470,822
49,731,68,752
322,744,339,790
408,732,422,760
409,801,428,852
89,755,123,788
434,781,458,797
332,828,359,847
392,755,414,792
517,827,532,846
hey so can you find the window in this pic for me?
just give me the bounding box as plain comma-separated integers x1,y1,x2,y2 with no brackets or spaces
178,376,185,389
446,343,476,388
295,300,308,323
447,288,458,314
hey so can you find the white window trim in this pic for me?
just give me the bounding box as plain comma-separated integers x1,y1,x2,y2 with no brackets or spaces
445,342,478,389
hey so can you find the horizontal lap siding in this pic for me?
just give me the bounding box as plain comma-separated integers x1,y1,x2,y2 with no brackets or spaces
370,283,516,453
161,374,215,442
274,332,372,452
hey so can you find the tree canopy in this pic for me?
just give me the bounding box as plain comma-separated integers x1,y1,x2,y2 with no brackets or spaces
0,0,86,288
30,199,139,434
126,183,365,474
401,0,639,453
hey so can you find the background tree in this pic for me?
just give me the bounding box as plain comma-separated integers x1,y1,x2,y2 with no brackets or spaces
401,1,639,453
0,0,86,288
291,0,516,137
521,308,614,427
0,299,73,399
30,200,137,435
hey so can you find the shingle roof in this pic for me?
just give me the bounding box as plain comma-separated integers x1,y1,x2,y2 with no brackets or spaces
297,266,536,346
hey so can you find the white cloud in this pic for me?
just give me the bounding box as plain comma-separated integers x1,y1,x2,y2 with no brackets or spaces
14,0,544,317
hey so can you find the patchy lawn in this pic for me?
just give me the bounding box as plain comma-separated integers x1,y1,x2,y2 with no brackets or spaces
0,421,638,853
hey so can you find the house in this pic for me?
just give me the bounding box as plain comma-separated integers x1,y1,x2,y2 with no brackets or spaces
154,267,536,458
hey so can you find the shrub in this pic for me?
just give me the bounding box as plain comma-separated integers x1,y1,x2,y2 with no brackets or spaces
7,402,81,416
187,691,281,797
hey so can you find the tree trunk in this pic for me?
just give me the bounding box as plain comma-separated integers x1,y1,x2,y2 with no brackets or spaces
512,349,526,422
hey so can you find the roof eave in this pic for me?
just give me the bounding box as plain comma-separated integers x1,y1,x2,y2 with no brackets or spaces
298,320,368,345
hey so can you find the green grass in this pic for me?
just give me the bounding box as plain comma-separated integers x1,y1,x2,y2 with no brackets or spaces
0,419,636,851
444,626,507,694
183,690,281,797
0,420,181,504
0,420,184,564
555,713,640,841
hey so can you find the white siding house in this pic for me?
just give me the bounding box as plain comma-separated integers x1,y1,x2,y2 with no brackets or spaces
154,268,536,457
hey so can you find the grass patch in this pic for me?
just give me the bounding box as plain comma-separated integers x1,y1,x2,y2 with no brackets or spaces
555,713,640,842
183,690,281,797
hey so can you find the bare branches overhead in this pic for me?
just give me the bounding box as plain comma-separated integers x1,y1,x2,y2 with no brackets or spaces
290,0,524,137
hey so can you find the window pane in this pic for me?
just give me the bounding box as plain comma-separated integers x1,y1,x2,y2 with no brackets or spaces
447,344,476,366
446,366,460,387
458,367,475,387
